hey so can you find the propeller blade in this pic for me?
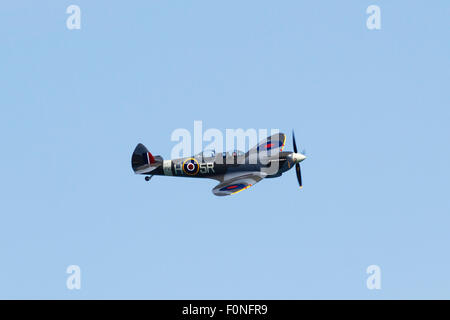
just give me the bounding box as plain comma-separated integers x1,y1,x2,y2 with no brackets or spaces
296,163,303,188
292,130,298,153
293,130,303,188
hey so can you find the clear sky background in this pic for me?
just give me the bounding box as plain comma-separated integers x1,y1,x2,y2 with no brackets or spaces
0,1,449,299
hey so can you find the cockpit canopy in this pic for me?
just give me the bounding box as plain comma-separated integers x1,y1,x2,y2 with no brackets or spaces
194,149,216,159
194,149,245,159
222,150,245,157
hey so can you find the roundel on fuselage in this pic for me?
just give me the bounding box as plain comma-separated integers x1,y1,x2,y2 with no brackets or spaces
182,158,200,175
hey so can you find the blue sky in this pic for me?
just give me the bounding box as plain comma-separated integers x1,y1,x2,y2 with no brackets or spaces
0,1,449,299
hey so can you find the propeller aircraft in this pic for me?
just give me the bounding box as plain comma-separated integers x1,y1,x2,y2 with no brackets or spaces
131,131,306,196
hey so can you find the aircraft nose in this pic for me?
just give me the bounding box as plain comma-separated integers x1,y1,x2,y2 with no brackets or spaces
294,153,306,163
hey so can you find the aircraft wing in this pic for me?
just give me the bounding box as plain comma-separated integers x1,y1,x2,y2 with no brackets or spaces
246,132,286,161
212,172,265,196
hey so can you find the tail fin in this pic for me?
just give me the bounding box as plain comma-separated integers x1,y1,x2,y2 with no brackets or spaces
131,143,163,174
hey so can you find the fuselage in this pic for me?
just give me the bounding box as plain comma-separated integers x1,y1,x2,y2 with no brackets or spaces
149,151,301,180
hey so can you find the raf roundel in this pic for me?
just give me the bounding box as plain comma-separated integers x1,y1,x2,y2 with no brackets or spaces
219,183,247,192
182,158,200,175
258,139,284,151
